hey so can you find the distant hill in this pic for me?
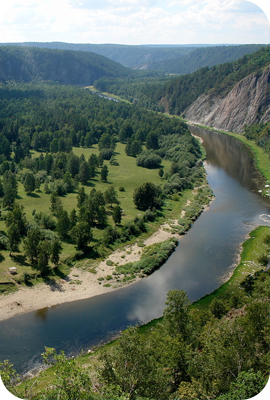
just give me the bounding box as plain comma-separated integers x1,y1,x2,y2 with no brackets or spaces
0,42,197,69
149,44,266,74
0,42,265,73
0,46,132,85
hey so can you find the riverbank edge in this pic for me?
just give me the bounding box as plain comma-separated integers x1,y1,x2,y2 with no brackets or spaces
186,121,270,184
13,224,270,394
0,181,213,322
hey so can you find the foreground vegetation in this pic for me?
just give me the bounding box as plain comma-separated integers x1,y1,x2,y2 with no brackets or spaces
1,225,269,400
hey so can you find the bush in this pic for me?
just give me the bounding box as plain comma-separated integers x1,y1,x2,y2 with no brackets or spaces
116,238,178,276
136,151,162,169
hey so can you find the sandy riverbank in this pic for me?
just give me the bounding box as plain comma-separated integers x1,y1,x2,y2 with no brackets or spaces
0,224,180,322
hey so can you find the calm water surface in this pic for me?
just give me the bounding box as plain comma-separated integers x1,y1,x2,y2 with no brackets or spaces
0,127,269,375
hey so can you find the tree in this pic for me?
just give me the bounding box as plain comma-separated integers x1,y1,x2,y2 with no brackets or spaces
112,205,122,225
163,289,191,340
37,240,51,276
104,185,118,208
5,203,27,237
41,347,95,400
216,369,267,400
159,168,164,178
99,326,166,399
101,164,108,182
7,223,21,256
56,210,70,240
2,171,18,209
78,161,90,185
50,194,63,216
50,239,63,267
67,153,80,177
98,133,111,150
77,186,86,208
133,182,162,211
23,229,42,265
146,132,159,150
70,222,92,250
69,209,77,229
23,171,36,194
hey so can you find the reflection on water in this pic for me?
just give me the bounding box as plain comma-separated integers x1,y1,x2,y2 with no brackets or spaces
0,126,269,375
189,125,265,191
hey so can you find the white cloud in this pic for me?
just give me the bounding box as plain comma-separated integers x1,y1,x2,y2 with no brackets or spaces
0,0,269,44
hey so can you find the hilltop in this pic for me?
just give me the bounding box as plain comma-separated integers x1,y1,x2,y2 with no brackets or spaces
0,46,132,85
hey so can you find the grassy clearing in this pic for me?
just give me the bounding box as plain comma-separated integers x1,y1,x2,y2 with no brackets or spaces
0,141,198,292
192,225,270,310
85,86,132,104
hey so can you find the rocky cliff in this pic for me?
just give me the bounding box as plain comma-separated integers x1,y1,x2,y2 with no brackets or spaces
185,67,269,133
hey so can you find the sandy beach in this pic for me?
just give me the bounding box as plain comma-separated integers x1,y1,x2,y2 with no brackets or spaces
0,224,180,322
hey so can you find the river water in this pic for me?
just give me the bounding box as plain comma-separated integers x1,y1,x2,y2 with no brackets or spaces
0,126,269,375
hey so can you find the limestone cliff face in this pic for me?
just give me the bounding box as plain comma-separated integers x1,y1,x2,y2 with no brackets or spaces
185,68,269,132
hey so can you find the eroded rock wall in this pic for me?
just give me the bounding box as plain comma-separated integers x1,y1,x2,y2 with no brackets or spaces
185,68,269,132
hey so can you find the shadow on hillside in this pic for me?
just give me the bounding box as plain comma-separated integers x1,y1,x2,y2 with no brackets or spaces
27,193,40,198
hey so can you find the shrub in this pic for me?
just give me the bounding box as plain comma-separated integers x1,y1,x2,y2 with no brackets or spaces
136,151,162,169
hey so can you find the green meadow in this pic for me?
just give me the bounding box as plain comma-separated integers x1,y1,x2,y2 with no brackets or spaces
0,141,191,291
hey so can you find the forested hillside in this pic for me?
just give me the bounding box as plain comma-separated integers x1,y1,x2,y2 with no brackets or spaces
149,44,265,74
0,42,196,69
94,45,270,130
1,43,263,72
0,46,132,85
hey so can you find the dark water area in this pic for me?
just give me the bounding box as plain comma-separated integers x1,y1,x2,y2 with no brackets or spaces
0,126,269,375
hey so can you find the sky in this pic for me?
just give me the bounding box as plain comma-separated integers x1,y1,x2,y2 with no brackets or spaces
0,0,269,45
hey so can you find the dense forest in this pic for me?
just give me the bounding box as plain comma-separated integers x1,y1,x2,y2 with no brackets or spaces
0,46,132,85
149,44,265,74
94,45,270,115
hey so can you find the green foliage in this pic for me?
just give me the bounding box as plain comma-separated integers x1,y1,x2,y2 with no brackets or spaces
101,164,109,182
150,44,266,74
136,151,162,169
99,326,167,400
244,122,270,153
216,369,267,400
23,171,36,194
116,238,178,276
0,45,131,85
112,205,122,225
70,221,92,251
133,182,162,210
40,347,95,400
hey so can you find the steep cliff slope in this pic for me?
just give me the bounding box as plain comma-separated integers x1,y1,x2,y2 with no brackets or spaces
185,67,269,133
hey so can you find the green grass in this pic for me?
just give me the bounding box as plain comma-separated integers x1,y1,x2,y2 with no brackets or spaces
0,142,175,292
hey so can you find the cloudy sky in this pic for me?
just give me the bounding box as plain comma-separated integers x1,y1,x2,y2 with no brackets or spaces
0,0,269,45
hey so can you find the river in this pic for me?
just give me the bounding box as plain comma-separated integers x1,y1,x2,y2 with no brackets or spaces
0,126,269,375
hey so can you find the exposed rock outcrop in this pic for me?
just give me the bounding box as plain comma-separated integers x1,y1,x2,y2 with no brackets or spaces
185,68,269,132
